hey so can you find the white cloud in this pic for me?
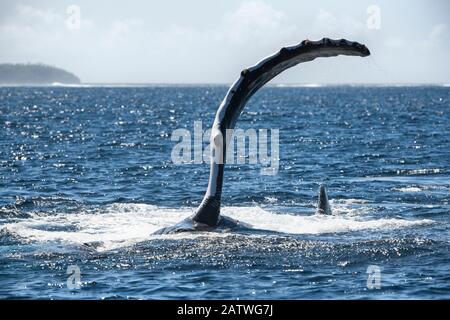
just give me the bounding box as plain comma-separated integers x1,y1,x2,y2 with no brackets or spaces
221,1,295,44
0,2,373,82
16,5,62,25
101,18,144,47
0,1,448,83
312,9,367,40
428,23,447,42
385,36,406,48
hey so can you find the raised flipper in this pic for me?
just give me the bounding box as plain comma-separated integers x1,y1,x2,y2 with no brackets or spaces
316,185,332,215
154,38,370,234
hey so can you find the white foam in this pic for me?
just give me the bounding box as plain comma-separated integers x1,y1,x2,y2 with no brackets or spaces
51,82,93,87
3,203,434,251
394,187,422,193
222,206,432,235
396,168,442,175
4,204,191,251
274,83,323,88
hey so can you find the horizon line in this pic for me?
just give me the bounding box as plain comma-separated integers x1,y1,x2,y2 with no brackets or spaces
1,82,449,88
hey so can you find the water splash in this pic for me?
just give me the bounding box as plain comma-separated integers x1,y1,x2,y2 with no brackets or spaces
3,203,434,251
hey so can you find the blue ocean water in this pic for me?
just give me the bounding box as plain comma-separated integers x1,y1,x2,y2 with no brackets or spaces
0,85,449,299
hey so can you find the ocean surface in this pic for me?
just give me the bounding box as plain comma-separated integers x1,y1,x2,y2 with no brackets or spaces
0,85,449,299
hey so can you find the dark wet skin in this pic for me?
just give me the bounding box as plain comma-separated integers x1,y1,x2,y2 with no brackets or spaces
153,215,250,235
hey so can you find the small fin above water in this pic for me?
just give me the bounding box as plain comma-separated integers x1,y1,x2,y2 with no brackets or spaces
316,185,332,215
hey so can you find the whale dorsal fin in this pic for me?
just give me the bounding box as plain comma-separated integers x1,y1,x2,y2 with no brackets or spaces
316,185,332,215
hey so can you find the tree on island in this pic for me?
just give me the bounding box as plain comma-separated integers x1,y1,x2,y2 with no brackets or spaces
0,63,80,84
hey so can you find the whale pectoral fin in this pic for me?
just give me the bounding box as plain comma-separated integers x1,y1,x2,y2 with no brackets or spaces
190,38,369,229
192,195,221,226
316,185,332,215
153,38,369,233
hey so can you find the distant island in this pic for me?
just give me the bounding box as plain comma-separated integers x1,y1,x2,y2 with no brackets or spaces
0,63,80,85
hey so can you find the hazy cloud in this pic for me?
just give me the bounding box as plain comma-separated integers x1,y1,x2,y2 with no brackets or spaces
0,0,448,83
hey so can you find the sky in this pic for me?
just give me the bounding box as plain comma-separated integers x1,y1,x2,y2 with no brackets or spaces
0,0,449,84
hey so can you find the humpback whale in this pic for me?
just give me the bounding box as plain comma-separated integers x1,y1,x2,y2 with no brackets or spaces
154,38,370,234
